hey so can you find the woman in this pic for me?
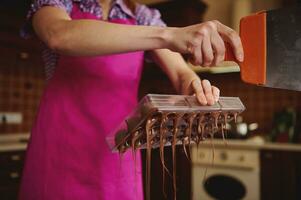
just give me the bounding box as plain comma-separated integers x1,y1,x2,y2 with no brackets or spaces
19,0,244,199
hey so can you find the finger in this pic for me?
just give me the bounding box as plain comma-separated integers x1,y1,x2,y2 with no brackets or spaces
187,42,203,66
201,79,215,105
187,44,196,65
215,22,244,62
201,35,214,67
192,79,207,105
211,31,225,66
188,55,198,66
212,86,220,102
193,46,203,66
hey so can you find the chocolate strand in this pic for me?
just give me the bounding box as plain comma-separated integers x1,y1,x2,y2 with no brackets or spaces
145,117,156,200
115,107,243,200
159,113,170,199
182,116,190,160
172,113,183,200
184,113,196,161
159,113,171,175
210,126,215,167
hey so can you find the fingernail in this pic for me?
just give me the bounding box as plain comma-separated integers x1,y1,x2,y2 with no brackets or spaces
193,79,201,87
209,98,215,105
198,96,207,105
238,53,244,62
214,95,219,102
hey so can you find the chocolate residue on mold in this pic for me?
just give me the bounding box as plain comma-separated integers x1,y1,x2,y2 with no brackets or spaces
115,110,241,200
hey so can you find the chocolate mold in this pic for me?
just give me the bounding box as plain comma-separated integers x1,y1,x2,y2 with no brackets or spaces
106,94,245,200
106,94,245,152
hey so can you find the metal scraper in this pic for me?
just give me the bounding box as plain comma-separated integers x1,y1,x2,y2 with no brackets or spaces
225,5,301,91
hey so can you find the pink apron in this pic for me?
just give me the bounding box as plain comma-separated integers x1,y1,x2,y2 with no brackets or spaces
19,4,144,200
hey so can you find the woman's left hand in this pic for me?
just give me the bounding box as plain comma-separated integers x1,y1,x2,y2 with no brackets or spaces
178,71,220,106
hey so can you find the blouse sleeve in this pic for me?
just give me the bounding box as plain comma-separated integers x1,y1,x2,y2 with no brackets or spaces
135,4,166,27
20,0,73,39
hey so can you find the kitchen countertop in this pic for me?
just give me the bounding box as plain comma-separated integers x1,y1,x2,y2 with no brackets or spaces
0,133,301,152
196,138,301,152
0,133,30,152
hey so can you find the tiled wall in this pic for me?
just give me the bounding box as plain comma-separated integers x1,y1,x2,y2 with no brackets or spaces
0,45,45,134
0,7,46,134
1,56,301,136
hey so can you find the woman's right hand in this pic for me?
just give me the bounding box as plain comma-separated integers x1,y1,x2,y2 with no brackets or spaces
166,20,244,67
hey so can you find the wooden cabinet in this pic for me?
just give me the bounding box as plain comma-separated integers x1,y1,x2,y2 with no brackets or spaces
0,150,26,200
261,150,301,200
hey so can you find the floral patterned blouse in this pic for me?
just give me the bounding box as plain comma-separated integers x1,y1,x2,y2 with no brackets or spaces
22,0,166,80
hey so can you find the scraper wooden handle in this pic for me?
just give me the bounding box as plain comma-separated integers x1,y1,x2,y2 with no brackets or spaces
224,11,267,86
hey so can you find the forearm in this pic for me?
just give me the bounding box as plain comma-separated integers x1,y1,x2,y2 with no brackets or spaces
150,49,197,93
33,7,172,56
33,7,243,62
48,20,171,56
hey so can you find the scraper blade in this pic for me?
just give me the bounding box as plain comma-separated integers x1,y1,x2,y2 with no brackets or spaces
225,6,301,91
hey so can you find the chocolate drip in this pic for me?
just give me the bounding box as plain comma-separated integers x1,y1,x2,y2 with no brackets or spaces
159,113,170,198
114,109,242,200
145,117,157,200
197,114,205,145
209,127,215,167
159,113,171,174
172,113,184,200
221,123,227,146
183,113,197,161
234,112,238,123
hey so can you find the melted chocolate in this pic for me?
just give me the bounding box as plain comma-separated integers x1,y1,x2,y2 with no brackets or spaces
115,110,241,200
159,113,173,198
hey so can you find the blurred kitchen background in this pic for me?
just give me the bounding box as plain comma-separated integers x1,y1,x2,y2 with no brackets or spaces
0,0,301,199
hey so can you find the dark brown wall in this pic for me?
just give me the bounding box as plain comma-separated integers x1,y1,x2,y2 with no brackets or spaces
0,6,45,134
1,0,300,136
